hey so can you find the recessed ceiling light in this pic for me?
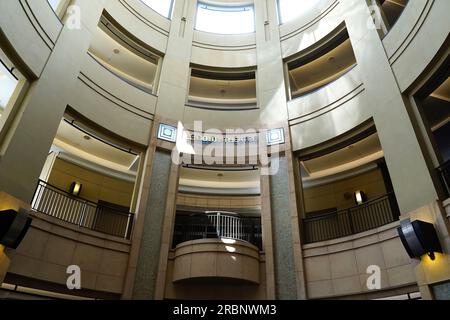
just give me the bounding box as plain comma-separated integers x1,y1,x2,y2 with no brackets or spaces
83,135,91,141
217,173,224,177
113,49,120,54
328,56,336,63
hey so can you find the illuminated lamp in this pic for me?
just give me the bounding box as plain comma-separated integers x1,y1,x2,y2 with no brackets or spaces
69,182,82,197
397,219,443,261
354,190,367,205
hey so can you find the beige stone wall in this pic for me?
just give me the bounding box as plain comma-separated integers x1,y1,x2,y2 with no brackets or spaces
177,193,261,209
165,259,267,300
165,239,267,300
303,221,417,299
6,211,130,296
303,168,387,213
47,158,134,208
172,239,260,284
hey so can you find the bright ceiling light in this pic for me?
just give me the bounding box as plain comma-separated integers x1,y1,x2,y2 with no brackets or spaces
196,3,255,35
278,0,321,24
141,0,173,18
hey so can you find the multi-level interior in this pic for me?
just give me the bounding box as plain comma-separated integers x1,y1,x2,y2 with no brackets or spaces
0,0,449,301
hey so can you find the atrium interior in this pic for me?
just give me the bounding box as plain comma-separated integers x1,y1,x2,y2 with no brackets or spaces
0,0,449,301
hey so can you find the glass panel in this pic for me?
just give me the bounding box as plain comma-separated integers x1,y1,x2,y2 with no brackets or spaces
141,0,173,18
0,61,18,113
48,0,63,12
196,3,255,34
278,0,321,24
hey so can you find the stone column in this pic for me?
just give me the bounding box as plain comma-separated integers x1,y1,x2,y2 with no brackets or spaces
0,0,106,202
154,0,197,120
122,119,179,300
261,128,306,300
342,0,438,213
254,0,290,125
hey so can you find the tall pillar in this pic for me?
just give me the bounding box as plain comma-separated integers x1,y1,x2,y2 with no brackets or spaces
342,0,438,213
254,0,289,125
155,0,197,120
0,0,106,202
261,129,306,300
122,119,179,300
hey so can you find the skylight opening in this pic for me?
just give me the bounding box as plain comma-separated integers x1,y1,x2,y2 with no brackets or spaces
47,0,63,12
0,60,19,112
141,0,173,18
195,3,255,35
278,0,321,24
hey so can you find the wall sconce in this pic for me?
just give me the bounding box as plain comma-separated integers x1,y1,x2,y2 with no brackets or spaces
69,182,82,197
354,190,367,205
397,219,443,261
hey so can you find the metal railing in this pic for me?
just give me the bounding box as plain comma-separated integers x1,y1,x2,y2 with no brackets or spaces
172,211,262,250
303,193,399,244
31,180,134,239
437,160,450,199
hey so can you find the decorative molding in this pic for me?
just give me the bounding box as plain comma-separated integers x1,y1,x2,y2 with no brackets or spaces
19,0,61,50
289,82,365,126
77,71,155,121
386,0,434,65
117,0,170,37
280,0,340,42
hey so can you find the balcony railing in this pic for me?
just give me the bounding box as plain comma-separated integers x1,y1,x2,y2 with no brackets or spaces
303,193,399,244
172,211,262,250
437,160,450,199
31,180,134,239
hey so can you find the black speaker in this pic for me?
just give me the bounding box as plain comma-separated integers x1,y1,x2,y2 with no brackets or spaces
0,209,32,249
397,219,443,260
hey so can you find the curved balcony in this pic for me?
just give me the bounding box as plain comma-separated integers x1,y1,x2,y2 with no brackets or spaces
172,211,262,250
302,193,400,244
31,180,134,239
172,238,260,284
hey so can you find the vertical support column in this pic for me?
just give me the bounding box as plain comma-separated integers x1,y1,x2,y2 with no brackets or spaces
122,119,179,300
0,0,106,202
342,0,438,213
38,151,59,182
131,150,174,299
155,0,197,120
260,174,276,299
254,0,289,125
261,128,307,300
154,161,180,300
